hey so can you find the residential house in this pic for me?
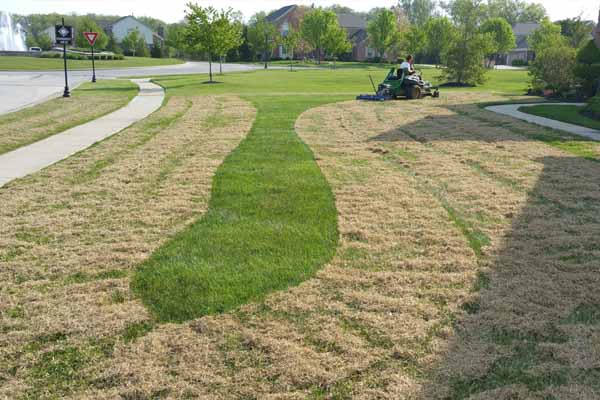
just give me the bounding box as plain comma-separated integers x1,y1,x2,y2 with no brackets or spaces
265,5,376,61
266,5,306,59
45,16,163,48
502,22,539,65
108,16,162,47
337,13,374,61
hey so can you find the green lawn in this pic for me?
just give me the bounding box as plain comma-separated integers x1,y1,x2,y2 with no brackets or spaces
0,56,184,70
0,79,138,155
519,104,600,130
131,68,530,322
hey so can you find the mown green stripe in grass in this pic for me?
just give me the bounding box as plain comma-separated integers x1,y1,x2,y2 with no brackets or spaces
132,95,345,322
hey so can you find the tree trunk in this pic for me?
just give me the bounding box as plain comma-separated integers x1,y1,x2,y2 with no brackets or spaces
209,54,213,82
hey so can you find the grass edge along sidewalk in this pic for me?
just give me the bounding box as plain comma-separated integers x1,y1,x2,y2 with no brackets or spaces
132,94,347,322
0,79,138,155
519,104,600,131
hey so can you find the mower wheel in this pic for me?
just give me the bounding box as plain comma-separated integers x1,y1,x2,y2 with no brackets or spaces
408,85,422,100
433,90,440,98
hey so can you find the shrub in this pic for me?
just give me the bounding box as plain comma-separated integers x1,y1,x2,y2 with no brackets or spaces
574,40,600,97
584,95,600,119
529,43,577,96
511,59,528,67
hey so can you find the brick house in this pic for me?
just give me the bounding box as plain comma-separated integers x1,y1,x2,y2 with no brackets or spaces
336,13,376,61
266,5,307,59
266,5,376,61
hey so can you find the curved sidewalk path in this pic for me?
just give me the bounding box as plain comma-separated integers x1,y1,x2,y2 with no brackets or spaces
0,79,164,188
485,102,600,141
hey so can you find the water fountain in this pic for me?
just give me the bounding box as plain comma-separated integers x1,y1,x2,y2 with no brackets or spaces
0,11,27,52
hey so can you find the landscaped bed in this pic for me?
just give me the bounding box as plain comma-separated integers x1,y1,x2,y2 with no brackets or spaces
519,104,600,131
0,79,138,155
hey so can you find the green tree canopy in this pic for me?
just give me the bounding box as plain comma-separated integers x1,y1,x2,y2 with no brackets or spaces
399,0,438,26
323,23,351,67
529,42,577,94
486,0,546,25
281,28,301,70
574,40,600,96
423,16,458,65
367,9,399,62
183,3,239,81
300,8,340,64
121,29,141,56
528,18,565,54
247,12,280,68
480,17,515,65
75,16,108,49
443,0,492,85
557,18,596,49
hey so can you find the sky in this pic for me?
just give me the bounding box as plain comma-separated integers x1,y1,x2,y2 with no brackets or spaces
1,0,598,24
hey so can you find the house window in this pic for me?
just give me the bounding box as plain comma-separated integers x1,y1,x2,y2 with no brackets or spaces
281,22,289,36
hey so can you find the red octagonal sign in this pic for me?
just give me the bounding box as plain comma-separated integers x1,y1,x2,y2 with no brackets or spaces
83,31,98,46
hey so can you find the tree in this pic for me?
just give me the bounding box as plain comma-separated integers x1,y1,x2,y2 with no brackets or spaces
165,23,185,58
443,0,492,85
36,33,53,50
557,18,596,49
213,12,243,73
487,0,546,25
323,23,351,68
106,34,121,54
403,25,427,56
423,17,457,66
399,0,437,26
367,9,399,62
480,17,515,66
574,40,600,96
301,9,340,64
121,29,141,56
327,4,359,15
528,18,563,55
151,38,164,58
281,29,301,71
529,43,576,95
247,12,280,69
519,3,546,24
135,37,149,57
183,4,238,82
75,16,108,49
25,35,38,49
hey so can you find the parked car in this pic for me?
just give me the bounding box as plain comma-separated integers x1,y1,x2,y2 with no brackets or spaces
29,47,42,52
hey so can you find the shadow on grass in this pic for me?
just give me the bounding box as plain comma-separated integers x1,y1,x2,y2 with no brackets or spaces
369,103,600,397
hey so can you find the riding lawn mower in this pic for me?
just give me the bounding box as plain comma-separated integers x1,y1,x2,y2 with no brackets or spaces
357,68,440,101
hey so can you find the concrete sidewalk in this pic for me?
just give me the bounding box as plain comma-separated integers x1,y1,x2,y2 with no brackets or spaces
0,79,164,188
485,103,600,141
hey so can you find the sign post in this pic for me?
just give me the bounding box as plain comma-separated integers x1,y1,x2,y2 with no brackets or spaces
83,32,99,83
55,18,73,98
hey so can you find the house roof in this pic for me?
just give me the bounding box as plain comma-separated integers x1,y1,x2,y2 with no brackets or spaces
512,23,539,36
350,29,368,44
266,5,296,23
337,13,366,29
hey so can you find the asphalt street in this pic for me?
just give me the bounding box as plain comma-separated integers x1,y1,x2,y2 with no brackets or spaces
0,61,258,115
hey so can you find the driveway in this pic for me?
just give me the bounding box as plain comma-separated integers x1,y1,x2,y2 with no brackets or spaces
0,61,258,115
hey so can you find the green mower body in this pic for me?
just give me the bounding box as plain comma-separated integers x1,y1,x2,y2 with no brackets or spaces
378,68,439,99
